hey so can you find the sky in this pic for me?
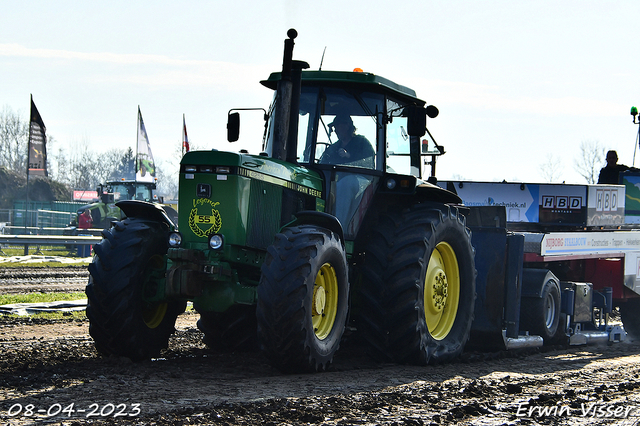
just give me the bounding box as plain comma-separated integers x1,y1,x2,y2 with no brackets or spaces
2,0,640,184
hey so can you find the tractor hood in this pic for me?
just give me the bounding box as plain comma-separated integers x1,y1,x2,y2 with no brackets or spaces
180,150,323,192
178,149,324,249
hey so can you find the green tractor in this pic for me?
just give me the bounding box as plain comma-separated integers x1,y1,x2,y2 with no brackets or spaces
86,29,476,372
74,179,178,230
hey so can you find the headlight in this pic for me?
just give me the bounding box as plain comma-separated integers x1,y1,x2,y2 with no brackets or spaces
386,178,397,190
209,234,224,250
168,232,182,247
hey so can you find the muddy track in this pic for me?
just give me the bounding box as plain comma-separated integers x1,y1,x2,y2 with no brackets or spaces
3,268,640,425
0,266,89,294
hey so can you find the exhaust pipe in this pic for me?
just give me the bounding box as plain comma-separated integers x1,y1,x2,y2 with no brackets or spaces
271,29,308,162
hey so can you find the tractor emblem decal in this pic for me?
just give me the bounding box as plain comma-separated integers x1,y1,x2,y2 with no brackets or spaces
188,198,222,237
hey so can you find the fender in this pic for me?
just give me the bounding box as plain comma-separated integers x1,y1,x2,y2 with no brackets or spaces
521,268,560,298
415,181,462,205
288,210,344,244
117,200,176,229
375,173,462,205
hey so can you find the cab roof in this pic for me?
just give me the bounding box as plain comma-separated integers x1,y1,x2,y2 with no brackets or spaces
261,70,425,106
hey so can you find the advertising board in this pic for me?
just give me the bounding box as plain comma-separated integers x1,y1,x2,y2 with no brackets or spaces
441,181,624,227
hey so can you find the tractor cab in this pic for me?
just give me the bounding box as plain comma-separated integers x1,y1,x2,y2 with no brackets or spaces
261,70,442,178
107,180,159,203
254,70,445,238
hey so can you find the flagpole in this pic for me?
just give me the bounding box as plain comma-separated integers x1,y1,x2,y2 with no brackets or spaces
25,95,33,234
135,106,140,183
182,114,185,157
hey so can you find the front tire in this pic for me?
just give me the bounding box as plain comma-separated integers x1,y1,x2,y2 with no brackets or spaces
356,203,476,364
86,218,185,361
257,225,349,372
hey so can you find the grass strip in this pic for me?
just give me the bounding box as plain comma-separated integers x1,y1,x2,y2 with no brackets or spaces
0,292,86,305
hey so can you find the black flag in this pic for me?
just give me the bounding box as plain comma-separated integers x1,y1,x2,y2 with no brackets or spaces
28,96,47,177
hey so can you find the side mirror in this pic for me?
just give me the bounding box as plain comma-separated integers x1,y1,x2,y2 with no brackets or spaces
406,106,426,137
227,112,240,142
426,105,439,119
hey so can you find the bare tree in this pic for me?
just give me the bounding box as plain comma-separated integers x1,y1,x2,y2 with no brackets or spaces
574,140,605,184
1,103,182,196
52,138,98,189
155,159,178,200
50,145,69,186
0,105,29,173
108,147,135,181
539,154,563,183
156,140,202,200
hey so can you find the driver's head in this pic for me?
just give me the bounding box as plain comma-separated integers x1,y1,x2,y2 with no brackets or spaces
330,114,355,134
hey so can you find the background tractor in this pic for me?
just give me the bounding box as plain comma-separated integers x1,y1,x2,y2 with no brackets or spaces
86,29,476,372
72,179,178,231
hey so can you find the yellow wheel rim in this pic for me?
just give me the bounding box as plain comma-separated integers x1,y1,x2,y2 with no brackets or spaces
143,302,168,329
424,242,460,340
142,254,167,329
312,263,339,340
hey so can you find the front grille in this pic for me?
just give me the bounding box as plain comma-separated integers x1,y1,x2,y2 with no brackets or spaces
246,179,282,249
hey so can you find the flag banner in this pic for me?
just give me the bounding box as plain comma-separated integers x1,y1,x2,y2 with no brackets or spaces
183,114,190,153
28,97,47,177
135,107,156,182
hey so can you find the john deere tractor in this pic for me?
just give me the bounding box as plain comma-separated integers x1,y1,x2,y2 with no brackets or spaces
86,29,476,372
73,179,178,231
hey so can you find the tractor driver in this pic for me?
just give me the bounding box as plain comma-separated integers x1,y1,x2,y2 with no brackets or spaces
320,114,376,231
320,114,375,169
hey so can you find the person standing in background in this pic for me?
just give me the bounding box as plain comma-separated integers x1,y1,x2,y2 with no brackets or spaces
598,150,629,184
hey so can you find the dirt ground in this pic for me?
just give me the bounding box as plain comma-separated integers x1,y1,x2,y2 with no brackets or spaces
0,266,89,294
2,267,640,425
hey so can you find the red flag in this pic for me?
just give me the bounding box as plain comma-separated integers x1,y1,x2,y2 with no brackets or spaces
182,114,190,153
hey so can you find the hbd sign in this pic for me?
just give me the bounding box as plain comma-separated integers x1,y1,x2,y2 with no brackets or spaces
595,189,618,212
542,195,582,210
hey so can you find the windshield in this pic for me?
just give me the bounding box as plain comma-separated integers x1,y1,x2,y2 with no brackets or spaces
263,84,426,176
110,183,153,201
266,87,384,170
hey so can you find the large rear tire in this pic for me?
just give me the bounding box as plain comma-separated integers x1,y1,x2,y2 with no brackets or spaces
86,218,186,361
257,225,349,372
355,204,476,364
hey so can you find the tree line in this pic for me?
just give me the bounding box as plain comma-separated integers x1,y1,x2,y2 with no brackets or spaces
0,103,610,202
0,105,179,200
540,139,607,184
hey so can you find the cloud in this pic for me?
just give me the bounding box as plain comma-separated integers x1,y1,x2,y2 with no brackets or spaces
417,78,626,117
0,43,272,89
0,43,203,66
